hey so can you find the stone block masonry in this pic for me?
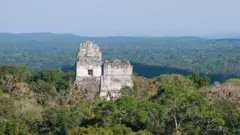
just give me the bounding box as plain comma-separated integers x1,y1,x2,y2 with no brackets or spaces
75,41,133,100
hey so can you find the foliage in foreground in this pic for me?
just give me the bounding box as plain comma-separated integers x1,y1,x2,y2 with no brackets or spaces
0,65,240,135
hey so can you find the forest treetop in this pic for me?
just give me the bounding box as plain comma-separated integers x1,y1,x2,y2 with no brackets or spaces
0,33,239,82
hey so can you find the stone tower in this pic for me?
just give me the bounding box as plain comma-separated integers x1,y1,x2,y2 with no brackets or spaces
75,41,133,100
100,60,133,100
75,41,102,97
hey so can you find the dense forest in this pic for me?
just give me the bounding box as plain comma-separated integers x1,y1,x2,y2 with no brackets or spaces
0,65,240,135
0,33,240,134
0,33,240,82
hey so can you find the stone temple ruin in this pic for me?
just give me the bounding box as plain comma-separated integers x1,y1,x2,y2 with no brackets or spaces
75,41,133,100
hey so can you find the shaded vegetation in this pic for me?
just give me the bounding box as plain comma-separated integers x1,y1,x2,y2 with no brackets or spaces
0,34,240,134
0,65,240,134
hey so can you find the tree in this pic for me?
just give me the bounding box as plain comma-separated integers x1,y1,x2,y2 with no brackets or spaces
188,72,210,88
151,84,224,134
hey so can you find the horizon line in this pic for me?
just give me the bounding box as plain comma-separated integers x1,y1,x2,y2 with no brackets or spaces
0,32,240,39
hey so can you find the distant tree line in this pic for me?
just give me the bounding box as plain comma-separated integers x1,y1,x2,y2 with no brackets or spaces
0,35,239,82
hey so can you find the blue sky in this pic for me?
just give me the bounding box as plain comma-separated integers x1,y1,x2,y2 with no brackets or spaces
1,0,240,36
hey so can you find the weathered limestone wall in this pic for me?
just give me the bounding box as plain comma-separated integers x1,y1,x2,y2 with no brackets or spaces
77,41,102,62
100,60,133,99
76,63,102,78
75,77,101,99
103,60,132,76
76,41,102,78
75,41,133,100
75,41,102,96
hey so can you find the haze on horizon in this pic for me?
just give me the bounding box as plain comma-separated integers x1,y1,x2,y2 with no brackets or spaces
1,0,240,37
